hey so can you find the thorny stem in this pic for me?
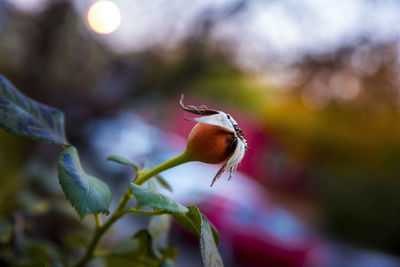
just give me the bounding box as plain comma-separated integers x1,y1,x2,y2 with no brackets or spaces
72,153,189,267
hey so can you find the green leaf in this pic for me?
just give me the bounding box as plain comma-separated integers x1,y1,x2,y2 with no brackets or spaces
148,215,177,262
149,215,171,259
106,230,161,267
148,180,158,192
173,205,202,237
112,230,155,259
107,226,176,267
208,218,220,246
200,219,224,267
129,184,188,214
173,206,220,245
156,175,173,192
58,146,112,218
173,206,222,267
0,74,68,145
107,155,138,170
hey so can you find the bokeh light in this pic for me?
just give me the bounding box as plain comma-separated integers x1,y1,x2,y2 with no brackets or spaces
87,0,121,34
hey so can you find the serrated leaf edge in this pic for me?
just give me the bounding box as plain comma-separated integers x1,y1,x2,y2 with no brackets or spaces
57,147,111,219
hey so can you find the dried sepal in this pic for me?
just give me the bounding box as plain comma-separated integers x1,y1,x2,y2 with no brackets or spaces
211,136,247,186
211,161,229,187
180,94,220,116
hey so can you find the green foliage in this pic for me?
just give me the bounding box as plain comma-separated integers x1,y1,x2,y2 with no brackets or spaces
0,74,224,267
0,75,68,145
173,205,202,237
106,227,177,267
107,229,160,265
155,175,173,192
107,155,139,170
200,219,223,267
58,146,112,218
149,215,172,259
174,206,222,267
130,184,188,214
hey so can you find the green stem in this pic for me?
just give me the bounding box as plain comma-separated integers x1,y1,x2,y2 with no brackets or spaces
135,153,189,185
72,153,189,267
94,214,102,229
73,189,131,267
120,208,165,216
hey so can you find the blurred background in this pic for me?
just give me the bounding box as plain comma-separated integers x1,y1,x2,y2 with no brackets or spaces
1,0,400,266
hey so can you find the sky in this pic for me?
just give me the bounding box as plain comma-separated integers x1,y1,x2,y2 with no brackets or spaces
5,0,400,68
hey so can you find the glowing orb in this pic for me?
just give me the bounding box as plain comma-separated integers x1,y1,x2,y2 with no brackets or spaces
87,0,121,34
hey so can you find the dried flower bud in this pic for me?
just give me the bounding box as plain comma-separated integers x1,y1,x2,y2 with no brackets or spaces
180,95,249,186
